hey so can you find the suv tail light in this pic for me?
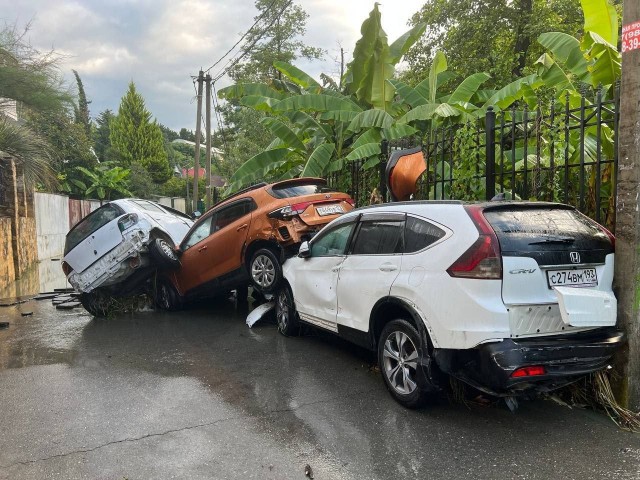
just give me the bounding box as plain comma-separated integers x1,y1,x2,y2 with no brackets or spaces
61,261,73,276
447,205,502,279
346,197,355,207
117,213,138,232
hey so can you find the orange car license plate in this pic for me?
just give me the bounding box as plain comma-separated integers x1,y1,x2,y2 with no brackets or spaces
317,204,345,216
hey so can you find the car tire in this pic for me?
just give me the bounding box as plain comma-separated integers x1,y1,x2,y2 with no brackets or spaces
80,289,112,317
249,248,282,293
378,319,432,409
150,238,181,270
275,285,300,336
155,279,182,311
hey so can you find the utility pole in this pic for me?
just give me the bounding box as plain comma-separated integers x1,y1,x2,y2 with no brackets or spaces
614,1,640,410
192,70,204,213
205,74,212,209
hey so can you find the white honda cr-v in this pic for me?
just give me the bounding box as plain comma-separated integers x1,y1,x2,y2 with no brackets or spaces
276,201,624,408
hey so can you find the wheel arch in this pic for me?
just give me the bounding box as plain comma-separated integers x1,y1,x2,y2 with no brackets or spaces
244,239,284,270
149,227,174,246
369,297,433,350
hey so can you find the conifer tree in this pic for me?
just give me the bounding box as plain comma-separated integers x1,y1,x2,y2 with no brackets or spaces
73,69,91,136
110,82,171,184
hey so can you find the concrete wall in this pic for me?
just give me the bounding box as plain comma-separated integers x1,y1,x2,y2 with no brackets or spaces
0,218,15,292
17,217,37,275
172,197,186,213
35,192,70,261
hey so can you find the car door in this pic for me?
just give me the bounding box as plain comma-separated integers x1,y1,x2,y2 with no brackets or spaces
336,212,405,332
174,213,217,293
206,199,255,286
292,219,357,332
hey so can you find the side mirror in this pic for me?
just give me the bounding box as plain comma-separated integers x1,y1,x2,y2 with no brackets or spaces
191,211,202,219
298,241,311,258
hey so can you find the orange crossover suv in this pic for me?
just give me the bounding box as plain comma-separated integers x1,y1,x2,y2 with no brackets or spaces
156,178,354,309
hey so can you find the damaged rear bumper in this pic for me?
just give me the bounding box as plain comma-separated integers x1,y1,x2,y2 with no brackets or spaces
434,327,625,396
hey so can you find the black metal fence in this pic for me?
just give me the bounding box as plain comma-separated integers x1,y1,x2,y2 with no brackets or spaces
328,87,619,231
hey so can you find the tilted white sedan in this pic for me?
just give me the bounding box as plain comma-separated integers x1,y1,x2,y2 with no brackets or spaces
62,199,193,315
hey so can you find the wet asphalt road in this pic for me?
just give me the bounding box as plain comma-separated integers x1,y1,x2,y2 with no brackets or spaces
0,296,639,480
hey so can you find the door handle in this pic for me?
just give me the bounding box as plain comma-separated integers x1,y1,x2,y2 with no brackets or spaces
237,224,248,231
198,245,208,252
379,264,398,272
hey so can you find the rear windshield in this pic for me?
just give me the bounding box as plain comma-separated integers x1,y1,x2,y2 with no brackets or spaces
484,207,609,252
64,204,123,254
269,182,333,199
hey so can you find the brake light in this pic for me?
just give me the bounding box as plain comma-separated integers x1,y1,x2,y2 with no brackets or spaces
510,366,546,378
61,261,73,276
346,197,355,207
117,213,138,232
291,201,312,215
447,205,502,279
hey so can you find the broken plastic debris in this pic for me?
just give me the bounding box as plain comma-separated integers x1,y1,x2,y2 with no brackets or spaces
246,301,275,328
304,464,314,479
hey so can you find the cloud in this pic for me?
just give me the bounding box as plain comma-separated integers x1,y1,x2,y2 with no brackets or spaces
0,0,424,131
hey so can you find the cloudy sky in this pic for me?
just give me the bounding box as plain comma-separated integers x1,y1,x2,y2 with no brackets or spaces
1,0,424,132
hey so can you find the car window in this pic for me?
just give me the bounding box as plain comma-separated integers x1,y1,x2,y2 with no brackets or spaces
269,182,332,199
183,215,214,249
351,220,404,255
213,202,250,231
404,216,446,253
64,203,124,254
310,223,355,257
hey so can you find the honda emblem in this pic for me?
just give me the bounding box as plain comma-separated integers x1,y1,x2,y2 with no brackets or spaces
569,252,581,264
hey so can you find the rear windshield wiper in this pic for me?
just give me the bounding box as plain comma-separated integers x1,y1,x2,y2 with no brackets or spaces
528,236,575,245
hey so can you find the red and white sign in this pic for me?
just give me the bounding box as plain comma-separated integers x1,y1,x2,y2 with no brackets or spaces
622,21,640,53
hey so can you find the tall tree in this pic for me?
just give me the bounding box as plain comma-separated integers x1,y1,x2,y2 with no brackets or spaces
93,109,117,163
72,69,91,136
403,0,587,87
110,82,171,184
228,0,325,82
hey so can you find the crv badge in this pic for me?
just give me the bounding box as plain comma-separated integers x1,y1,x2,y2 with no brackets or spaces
570,252,581,264
509,269,536,274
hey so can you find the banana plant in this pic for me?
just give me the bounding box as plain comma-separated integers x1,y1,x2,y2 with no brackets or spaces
218,4,427,193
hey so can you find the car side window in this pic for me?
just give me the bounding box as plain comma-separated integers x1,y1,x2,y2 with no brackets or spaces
351,220,404,255
213,202,250,231
403,216,446,253
183,215,214,249
310,223,355,257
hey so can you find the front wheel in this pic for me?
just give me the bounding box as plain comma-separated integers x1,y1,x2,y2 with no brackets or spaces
249,248,282,293
275,285,299,336
378,319,433,409
155,279,182,311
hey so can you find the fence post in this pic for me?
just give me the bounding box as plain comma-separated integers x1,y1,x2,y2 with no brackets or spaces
485,107,496,200
379,139,389,202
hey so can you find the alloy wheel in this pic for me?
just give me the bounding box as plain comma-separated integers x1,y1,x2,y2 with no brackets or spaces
159,239,177,260
277,289,290,331
382,331,419,395
251,254,275,288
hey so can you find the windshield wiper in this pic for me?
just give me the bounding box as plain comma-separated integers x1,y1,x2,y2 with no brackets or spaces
528,236,575,245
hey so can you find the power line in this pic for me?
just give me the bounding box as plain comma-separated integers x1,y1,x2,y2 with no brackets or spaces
211,82,231,159
203,0,280,74
211,0,293,83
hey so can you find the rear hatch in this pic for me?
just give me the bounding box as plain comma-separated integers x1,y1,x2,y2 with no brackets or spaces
483,203,615,335
267,178,354,226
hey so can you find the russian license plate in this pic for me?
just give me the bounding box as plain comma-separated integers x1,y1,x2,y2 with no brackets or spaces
317,204,345,216
547,268,598,288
